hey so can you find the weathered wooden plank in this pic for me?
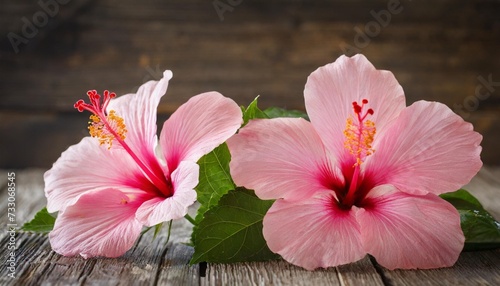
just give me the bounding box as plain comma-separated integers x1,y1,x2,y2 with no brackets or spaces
0,169,50,285
0,171,8,217
1,1,499,112
376,249,500,286
155,243,199,286
3,0,498,38
201,256,384,285
335,257,386,286
2,29,498,112
0,111,102,169
0,168,47,231
3,65,498,114
0,173,7,190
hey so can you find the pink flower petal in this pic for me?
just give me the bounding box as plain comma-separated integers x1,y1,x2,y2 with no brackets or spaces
49,188,144,258
136,161,198,226
263,192,365,270
107,70,172,175
45,137,149,213
160,92,242,171
227,118,343,201
364,101,483,195
304,54,405,164
358,185,465,270
108,70,172,153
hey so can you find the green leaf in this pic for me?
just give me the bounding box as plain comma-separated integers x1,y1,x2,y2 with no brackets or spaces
194,143,235,226
459,210,500,251
242,96,269,126
440,189,500,251
440,189,484,211
21,207,55,233
264,107,309,120
190,188,280,264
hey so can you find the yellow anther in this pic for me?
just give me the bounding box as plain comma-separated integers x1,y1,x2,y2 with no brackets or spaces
88,110,127,149
343,101,376,166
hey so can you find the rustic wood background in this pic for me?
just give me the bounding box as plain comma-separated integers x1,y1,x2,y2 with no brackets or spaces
1,0,499,168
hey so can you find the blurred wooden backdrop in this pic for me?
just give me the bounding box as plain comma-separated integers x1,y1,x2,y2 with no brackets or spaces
1,0,499,168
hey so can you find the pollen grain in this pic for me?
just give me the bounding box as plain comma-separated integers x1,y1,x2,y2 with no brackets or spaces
343,99,376,166
88,110,127,149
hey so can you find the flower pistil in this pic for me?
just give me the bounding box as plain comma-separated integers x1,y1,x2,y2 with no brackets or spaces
342,99,376,206
343,99,376,167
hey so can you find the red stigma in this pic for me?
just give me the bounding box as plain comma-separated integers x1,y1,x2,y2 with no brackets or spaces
352,102,362,114
351,99,374,119
74,89,116,115
74,99,85,112
87,90,99,99
103,90,116,99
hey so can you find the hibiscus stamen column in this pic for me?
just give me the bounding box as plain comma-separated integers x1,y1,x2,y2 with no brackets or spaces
74,90,171,196
343,99,376,207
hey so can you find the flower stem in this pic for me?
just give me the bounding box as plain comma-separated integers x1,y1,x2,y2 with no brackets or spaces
184,214,196,225
165,220,173,245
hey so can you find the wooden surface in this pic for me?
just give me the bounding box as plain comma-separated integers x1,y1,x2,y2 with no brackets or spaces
0,168,499,285
1,0,500,168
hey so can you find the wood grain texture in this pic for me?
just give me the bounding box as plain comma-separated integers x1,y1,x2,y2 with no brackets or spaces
0,168,499,285
1,0,500,167
377,250,500,286
0,168,48,244
202,260,335,285
200,256,384,286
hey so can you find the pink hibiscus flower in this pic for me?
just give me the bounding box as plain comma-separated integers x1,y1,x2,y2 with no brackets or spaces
45,71,242,258
227,55,482,270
